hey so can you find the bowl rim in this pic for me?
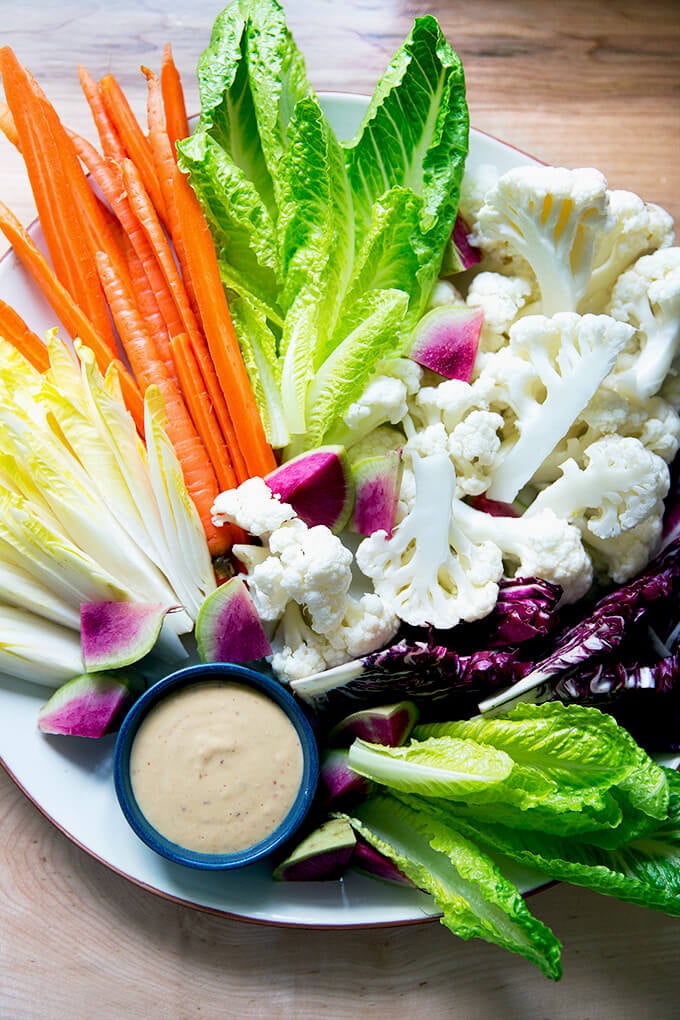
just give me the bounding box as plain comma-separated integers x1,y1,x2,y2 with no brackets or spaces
113,662,319,870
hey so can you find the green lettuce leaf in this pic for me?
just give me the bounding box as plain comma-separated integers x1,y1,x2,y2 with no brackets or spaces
342,794,562,980
347,734,514,798
415,702,669,822
406,767,680,918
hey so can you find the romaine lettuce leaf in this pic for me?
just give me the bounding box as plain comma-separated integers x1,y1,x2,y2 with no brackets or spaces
409,767,680,918
342,794,562,980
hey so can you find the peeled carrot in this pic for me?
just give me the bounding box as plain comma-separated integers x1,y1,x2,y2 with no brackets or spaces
96,249,229,554
0,100,18,148
98,72,168,226
169,165,277,478
0,47,119,354
170,331,238,492
0,200,144,432
0,298,49,372
78,65,126,162
160,43,190,153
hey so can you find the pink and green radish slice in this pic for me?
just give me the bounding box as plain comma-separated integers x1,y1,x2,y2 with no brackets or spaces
440,213,482,275
81,602,179,672
328,701,419,747
351,837,415,887
38,672,136,738
273,817,357,881
351,449,402,537
408,303,483,381
265,445,354,533
318,748,374,810
195,576,271,663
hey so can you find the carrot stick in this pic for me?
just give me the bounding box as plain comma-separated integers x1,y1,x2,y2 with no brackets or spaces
0,298,50,372
119,230,176,377
0,48,121,355
160,43,190,153
95,249,229,554
78,65,126,161
98,72,168,225
169,164,277,478
0,200,144,432
170,331,238,492
0,100,19,148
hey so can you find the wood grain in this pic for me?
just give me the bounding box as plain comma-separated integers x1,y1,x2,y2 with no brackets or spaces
1,2,679,1017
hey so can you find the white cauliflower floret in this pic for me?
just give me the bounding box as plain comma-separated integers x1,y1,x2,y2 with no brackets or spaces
474,166,610,316
532,388,680,486
212,476,294,537
606,247,680,399
356,452,503,629
406,386,504,499
265,519,354,633
585,515,664,585
482,313,634,503
270,602,332,682
453,501,594,605
426,279,465,309
527,435,670,542
581,190,674,312
466,271,535,355
332,356,423,447
324,592,400,660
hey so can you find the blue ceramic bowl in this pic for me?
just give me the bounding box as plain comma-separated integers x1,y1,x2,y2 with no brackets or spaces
113,662,319,870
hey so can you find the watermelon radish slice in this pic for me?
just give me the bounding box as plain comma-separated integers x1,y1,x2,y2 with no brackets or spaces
273,817,356,881
81,602,180,672
408,303,483,381
440,212,482,275
328,701,419,747
195,576,272,663
265,446,354,533
351,449,402,537
318,748,374,810
38,672,138,738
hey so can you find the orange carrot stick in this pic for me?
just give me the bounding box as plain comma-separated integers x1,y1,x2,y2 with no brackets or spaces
169,164,277,478
170,331,238,492
96,249,228,553
0,200,144,432
0,298,49,372
0,100,19,148
160,43,190,153
98,72,168,225
78,65,126,162
0,48,121,354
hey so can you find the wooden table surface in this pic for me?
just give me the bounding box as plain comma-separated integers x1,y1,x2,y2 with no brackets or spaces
1,2,678,1017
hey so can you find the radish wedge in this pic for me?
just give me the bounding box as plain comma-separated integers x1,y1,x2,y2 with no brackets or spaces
195,576,272,663
328,701,419,747
273,817,356,881
351,449,402,537
38,672,137,738
265,445,354,533
408,303,483,381
81,602,179,672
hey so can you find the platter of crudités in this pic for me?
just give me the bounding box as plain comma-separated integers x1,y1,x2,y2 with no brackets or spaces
0,0,678,982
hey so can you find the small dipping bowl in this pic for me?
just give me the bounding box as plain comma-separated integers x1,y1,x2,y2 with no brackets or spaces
113,663,319,870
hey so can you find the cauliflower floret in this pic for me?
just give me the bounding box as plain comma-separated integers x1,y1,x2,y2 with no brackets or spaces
331,356,423,447
584,514,664,585
482,313,634,503
527,435,670,541
265,519,354,633
581,190,674,313
324,592,400,660
466,271,535,355
606,247,680,399
212,476,294,537
270,602,333,682
532,388,680,487
356,452,503,629
474,166,610,315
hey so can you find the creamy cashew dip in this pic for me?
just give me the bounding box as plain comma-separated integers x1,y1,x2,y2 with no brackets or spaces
129,681,304,854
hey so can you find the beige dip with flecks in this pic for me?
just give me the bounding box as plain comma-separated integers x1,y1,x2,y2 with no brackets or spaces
130,681,304,854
